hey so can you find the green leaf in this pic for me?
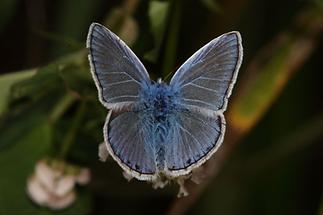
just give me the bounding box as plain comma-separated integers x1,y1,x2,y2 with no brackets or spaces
11,65,64,102
0,69,36,115
8,51,87,105
144,0,169,62
58,64,93,97
0,111,46,150
0,120,51,214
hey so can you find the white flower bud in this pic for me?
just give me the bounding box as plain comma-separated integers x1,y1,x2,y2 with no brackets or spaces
26,159,90,210
98,142,109,162
76,168,91,185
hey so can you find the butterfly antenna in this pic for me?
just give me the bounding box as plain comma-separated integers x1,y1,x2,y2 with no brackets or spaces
163,69,176,82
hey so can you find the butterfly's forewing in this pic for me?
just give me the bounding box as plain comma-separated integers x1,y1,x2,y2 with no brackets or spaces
87,23,150,109
104,111,157,180
170,32,243,112
165,112,224,175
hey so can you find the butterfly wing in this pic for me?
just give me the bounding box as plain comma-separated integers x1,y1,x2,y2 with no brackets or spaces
165,111,224,176
165,32,242,175
88,23,156,179
170,31,243,113
87,23,150,109
104,111,157,180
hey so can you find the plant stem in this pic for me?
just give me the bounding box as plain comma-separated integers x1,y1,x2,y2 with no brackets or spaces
59,101,86,159
161,0,182,78
49,93,76,123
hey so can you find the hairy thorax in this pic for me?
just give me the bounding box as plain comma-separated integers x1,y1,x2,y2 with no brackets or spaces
138,81,179,122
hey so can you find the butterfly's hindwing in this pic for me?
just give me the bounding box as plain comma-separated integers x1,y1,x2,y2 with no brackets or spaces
104,111,157,178
165,111,224,174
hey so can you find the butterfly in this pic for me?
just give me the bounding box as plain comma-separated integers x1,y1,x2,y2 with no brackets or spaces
87,23,243,182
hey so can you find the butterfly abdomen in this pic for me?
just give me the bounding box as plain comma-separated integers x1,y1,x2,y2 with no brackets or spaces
154,125,166,171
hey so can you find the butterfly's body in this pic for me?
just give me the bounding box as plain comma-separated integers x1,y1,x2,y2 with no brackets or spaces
137,82,179,172
87,23,243,183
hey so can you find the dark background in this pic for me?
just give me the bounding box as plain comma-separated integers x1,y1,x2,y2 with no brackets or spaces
0,0,322,214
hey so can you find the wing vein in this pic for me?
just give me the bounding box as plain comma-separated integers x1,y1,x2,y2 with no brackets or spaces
176,122,204,159
107,79,139,87
182,98,213,108
106,95,138,102
185,83,219,93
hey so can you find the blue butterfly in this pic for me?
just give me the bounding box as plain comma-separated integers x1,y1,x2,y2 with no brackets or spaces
87,23,243,182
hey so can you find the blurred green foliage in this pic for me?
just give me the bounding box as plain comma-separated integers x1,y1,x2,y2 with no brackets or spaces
0,0,322,215
0,69,36,115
